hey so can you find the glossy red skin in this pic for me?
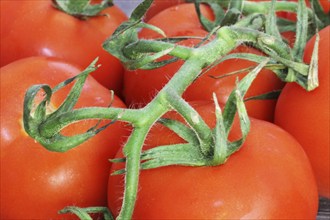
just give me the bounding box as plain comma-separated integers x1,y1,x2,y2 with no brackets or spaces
0,57,129,219
108,102,318,219
140,3,214,39
144,0,185,21
125,26,284,121
0,0,127,94
275,26,330,198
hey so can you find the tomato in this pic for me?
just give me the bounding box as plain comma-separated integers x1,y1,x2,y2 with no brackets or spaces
144,0,185,21
274,26,330,198
125,25,284,121
0,57,129,219
140,3,214,38
0,0,127,94
108,101,318,219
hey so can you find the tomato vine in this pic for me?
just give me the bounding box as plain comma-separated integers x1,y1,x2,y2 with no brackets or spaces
22,0,324,219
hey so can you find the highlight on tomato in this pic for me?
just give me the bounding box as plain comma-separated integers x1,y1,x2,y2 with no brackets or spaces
275,26,330,198
0,57,129,219
0,0,128,94
108,101,319,219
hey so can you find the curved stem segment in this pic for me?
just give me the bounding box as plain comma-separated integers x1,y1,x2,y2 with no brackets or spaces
118,126,150,219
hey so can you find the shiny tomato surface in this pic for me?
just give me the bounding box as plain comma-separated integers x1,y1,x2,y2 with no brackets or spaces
108,102,318,219
0,0,127,94
0,57,129,219
275,26,330,198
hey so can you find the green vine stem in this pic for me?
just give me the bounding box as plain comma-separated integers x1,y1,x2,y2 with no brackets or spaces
195,0,327,31
59,206,114,220
23,0,320,219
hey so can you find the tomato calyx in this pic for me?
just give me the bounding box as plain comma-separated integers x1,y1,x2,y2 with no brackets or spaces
52,0,114,20
112,59,268,173
23,59,117,152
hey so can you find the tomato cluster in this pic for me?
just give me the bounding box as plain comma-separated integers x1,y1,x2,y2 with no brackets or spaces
1,0,329,219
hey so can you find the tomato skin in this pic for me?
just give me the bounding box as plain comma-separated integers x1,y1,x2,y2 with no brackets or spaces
0,57,129,219
140,3,214,38
144,0,185,21
0,0,127,94
274,26,330,198
108,102,318,219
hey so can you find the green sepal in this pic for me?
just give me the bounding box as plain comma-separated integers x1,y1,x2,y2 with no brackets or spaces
130,0,153,21
292,0,309,61
244,89,282,102
103,0,153,62
157,118,199,145
52,0,113,19
222,58,269,137
265,0,282,40
126,46,175,70
220,0,243,26
194,1,225,31
209,59,268,166
59,206,114,220
103,0,180,70
310,0,330,25
306,31,319,91
141,143,206,169
211,93,229,165
23,59,114,152
277,18,296,33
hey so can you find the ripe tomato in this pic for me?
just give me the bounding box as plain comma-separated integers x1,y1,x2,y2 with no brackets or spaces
140,3,214,38
125,26,284,121
274,26,330,198
0,0,127,94
0,57,129,219
108,101,318,219
144,0,185,21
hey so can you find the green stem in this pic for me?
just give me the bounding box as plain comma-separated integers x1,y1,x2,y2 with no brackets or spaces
39,107,139,138
123,40,194,61
243,1,311,16
118,126,149,220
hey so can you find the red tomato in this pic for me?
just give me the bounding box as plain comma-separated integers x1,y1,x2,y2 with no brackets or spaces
125,26,284,121
274,26,330,198
0,57,129,219
0,0,127,94
140,3,214,38
108,101,318,219
144,0,185,21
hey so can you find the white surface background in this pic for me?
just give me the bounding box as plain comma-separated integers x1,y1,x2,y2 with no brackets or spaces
113,0,143,16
